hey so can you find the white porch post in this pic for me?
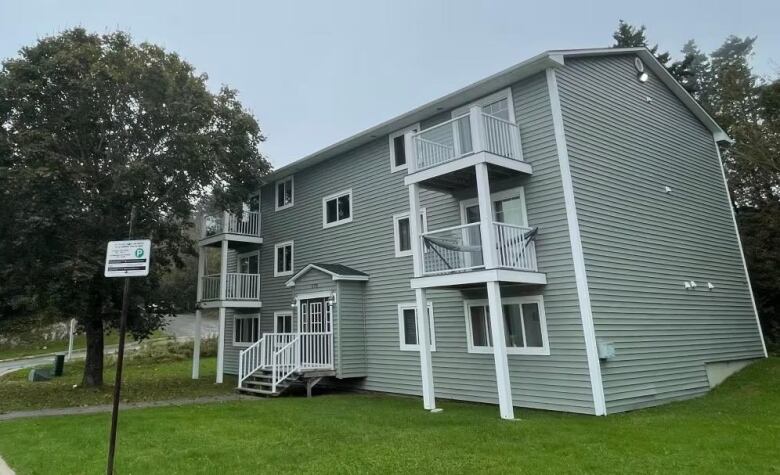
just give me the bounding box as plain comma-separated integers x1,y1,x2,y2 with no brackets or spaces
192,309,202,379
486,281,514,419
219,240,228,300
475,162,497,268
468,106,485,153
216,307,226,384
408,183,436,410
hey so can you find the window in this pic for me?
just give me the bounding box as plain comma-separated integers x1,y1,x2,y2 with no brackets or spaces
389,124,419,173
275,176,293,211
233,315,260,346
393,209,427,257
237,251,259,274
452,88,516,123
464,295,549,355
397,302,436,351
274,311,293,333
460,187,528,227
322,189,353,228
274,241,294,277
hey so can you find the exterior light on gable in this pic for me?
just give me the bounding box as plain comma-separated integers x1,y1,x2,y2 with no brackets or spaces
634,57,648,83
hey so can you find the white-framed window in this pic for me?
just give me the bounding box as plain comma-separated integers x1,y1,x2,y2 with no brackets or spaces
274,311,293,333
322,189,353,228
397,302,436,352
452,88,516,123
233,314,260,347
274,241,294,277
459,186,528,227
389,123,420,173
393,209,427,258
237,251,260,274
464,295,549,355
275,176,294,211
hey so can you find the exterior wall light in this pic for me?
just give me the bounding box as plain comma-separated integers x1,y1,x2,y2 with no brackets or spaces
634,57,648,83
638,72,649,83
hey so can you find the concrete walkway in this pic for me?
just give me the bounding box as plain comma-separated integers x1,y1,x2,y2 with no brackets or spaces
0,455,14,475
0,394,244,422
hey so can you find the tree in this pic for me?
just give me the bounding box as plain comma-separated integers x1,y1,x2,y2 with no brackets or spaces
0,29,270,385
611,20,695,93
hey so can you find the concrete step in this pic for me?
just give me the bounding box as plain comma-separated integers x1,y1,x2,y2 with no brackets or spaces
237,386,279,396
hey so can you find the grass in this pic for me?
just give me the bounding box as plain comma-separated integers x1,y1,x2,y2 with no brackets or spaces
0,358,777,474
0,354,234,413
0,330,167,361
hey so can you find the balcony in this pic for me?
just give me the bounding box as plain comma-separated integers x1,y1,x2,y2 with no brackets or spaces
199,210,262,247
404,106,532,191
412,221,546,289
199,273,262,308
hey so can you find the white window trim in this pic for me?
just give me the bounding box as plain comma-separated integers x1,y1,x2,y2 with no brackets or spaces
237,250,260,274
275,176,294,211
322,189,353,229
389,123,420,173
273,240,294,277
459,186,528,227
393,209,427,258
397,302,436,352
451,87,516,123
232,314,260,347
273,311,293,334
463,295,550,356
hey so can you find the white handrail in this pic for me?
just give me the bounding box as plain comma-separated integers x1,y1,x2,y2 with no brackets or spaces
238,336,266,387
271,336,300,393
493,222,537,271
202,210,261,237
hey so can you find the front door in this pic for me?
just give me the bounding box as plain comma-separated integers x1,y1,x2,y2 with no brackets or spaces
298,297,333,368
299,298,332,333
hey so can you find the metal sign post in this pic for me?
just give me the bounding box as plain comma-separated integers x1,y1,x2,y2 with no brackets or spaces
104,206,149,475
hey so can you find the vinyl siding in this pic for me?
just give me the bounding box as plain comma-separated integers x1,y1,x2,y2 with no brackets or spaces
335,280,367,378
241,71,596,414
555,55,765,412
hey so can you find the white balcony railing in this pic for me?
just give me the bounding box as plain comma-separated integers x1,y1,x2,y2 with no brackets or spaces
200,273,261,301
201,211,261,238
421,222,484,275
494,222,538,272
411,106,523,172
419,221,538,276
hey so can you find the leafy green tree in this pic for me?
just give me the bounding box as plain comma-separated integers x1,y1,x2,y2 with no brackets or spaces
611,20,695,93
0,29,270,385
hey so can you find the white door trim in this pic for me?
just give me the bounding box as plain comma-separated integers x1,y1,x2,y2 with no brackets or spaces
546,68,607,416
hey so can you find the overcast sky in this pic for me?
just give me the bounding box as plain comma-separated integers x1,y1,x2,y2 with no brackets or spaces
1,0,778,168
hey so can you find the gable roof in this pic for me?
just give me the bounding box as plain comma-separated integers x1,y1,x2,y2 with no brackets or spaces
285,263,369,287
267,47,728,182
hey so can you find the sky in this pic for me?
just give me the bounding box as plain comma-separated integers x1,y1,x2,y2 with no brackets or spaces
1,0,778,168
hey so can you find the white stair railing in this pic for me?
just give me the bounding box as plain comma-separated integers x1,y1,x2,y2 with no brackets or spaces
271,335,300,393
238,336,266,388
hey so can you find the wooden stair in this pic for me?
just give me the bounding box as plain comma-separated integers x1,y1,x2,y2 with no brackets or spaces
237,368,336,397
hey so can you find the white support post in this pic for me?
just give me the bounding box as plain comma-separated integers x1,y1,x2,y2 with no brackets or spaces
415,288,436,410
192,309,202,379
469,105,485,153
475,162,497,269
196,249,205,302
219,240,228,301
486,281,514,419
404,130,417,173
408,183,425,278
216,307,225,384
408,182,435,410
222,210,230,234
66,318,76,361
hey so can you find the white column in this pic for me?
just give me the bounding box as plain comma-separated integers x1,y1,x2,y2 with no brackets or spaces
475,162,497,269
192,309,202,379
408,182,435,410
486,281,514,419
404,131,417,173
219,240,228,300
66,318,76,361
216,307,226,384
469,105,485,153
196,249,205,302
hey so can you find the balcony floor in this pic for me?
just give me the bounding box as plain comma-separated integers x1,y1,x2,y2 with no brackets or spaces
198,300,263,309
411,268,547,289
404,151,532,192
199,233,263,248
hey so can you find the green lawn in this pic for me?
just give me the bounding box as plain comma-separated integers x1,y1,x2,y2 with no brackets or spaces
0,358,777,474
0,356,234,413
0,330,167,361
